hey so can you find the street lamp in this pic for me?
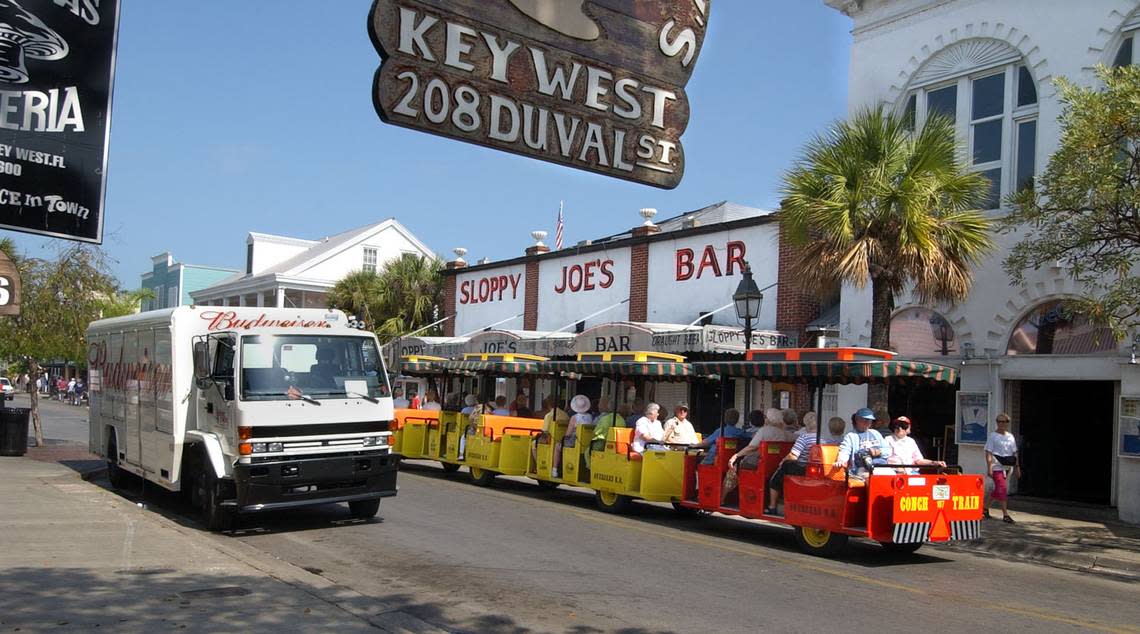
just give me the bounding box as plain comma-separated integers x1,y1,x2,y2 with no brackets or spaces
928,313,951,356
733,262,764,410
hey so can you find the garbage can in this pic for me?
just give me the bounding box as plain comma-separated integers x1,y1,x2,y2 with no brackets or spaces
0,408,31,456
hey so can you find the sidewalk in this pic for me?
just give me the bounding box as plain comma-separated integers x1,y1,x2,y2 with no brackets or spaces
932,502,1140,581
0,453,446,633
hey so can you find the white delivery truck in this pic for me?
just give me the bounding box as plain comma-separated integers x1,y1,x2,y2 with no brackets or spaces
87,306,399,530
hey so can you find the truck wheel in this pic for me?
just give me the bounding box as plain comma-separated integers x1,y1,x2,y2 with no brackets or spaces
198,467,234,532
880,541,923,555
106,436,127,489
469,466,497,487
793,526,848,557
441,461,461,473
349,499,381,520
595,490,631,513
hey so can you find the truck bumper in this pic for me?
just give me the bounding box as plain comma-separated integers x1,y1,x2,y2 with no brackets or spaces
232,452,400,513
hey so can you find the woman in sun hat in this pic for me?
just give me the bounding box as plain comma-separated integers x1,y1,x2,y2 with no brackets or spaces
552,394,593,478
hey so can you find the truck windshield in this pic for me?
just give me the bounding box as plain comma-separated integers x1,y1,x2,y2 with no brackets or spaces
239,334,391,402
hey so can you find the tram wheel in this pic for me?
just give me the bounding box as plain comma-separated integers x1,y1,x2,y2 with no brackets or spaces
793,526,849,557
536,479,560,491
469,466,497,487
441,461,461,473
595,490,631,513
880,541,923,555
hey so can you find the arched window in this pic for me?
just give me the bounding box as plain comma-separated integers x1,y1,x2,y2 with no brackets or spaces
1113,12,1140,67
903,39,1038,210
889,307,956,357
1006,300,1117,355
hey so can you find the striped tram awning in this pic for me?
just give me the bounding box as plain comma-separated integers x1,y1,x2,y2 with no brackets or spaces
442,359,550,376
694,359,959,385
399,360,448,376
539,360,695,380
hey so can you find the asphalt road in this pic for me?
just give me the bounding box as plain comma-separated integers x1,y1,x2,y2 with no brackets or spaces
23,395,1137,633
227,460,1140,634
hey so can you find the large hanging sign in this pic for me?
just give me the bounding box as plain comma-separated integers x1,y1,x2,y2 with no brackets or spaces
0,0,121,243
0,249,19,315
369,0,710,189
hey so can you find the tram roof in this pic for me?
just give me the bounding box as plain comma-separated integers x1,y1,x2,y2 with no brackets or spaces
442,358,551,375
693,359,959,385
399,358,448,375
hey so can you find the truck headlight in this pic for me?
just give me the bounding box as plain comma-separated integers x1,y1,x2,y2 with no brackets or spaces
267,442,284,452
251,442,267,454
362,436,378,447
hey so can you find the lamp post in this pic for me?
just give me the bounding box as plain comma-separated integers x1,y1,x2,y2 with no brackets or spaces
733,262,764,409
929,314,951,356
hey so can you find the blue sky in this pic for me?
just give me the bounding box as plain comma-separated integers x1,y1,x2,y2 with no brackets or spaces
6,1,853,285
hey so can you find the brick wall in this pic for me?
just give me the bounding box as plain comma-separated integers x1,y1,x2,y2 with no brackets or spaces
524,258,540,330
775,224,820,415
628,226,657,322
442,262,463,337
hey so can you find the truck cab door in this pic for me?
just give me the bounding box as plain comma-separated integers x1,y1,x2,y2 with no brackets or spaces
195,333,237,465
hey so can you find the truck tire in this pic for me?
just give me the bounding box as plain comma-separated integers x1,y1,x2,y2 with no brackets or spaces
349,499,381,520
106,436,127,490
198,465,234,532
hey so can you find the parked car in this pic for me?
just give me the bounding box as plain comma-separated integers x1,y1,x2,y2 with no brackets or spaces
0,377,13,401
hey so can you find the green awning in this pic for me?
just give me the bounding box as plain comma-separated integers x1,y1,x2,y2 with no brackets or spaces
693,359,958,385
539,360,694,380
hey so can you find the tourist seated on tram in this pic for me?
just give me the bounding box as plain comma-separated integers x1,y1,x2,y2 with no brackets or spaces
690,408,745,465
834,408,889,479
587,400,629,469
767,411,822,515
722,409,785,505
630,402,667,454
662,402,699,445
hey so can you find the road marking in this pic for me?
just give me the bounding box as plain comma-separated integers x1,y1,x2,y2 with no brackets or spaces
402,468,1140,634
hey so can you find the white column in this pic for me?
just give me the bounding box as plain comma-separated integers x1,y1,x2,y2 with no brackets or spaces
276,287,285,308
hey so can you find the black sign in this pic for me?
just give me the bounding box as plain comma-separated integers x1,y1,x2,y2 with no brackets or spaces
0,0,121,243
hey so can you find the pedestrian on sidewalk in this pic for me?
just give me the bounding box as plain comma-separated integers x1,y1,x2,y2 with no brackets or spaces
984,413,1020,523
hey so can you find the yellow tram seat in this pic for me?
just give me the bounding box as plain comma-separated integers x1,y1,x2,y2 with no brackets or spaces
808,444,865,488
610,427,641,461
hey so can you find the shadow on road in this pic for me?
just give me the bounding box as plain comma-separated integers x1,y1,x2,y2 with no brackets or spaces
395,461,957,571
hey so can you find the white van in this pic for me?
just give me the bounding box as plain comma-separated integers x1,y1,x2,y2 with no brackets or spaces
87,306,398,529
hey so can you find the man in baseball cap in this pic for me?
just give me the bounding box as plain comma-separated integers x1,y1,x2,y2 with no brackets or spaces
834,407,890,477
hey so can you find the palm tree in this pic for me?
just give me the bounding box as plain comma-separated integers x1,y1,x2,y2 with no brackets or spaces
327,269,384,331
780,106,995,411
374,253,443,341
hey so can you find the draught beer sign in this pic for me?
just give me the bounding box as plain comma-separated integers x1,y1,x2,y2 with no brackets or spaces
0,0,121,243
369,0,710,189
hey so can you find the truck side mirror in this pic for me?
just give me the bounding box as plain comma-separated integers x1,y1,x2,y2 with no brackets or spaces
193,341,210,381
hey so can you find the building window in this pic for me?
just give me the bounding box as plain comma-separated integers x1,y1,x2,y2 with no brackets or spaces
889,307,957,357
905,41,1038,210
1114,29,1138,67
1006,300,1117,355
167,287,178,308
363,247,378,273
246,243,254,275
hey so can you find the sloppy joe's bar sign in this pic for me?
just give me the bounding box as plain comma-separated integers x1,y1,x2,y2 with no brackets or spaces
0,0,121,243
369,0,709,189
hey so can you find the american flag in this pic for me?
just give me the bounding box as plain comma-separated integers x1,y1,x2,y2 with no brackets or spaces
554,202,564,250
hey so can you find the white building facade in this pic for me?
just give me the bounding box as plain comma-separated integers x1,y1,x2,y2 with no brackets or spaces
191,219,435,310
828,0,1140,521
